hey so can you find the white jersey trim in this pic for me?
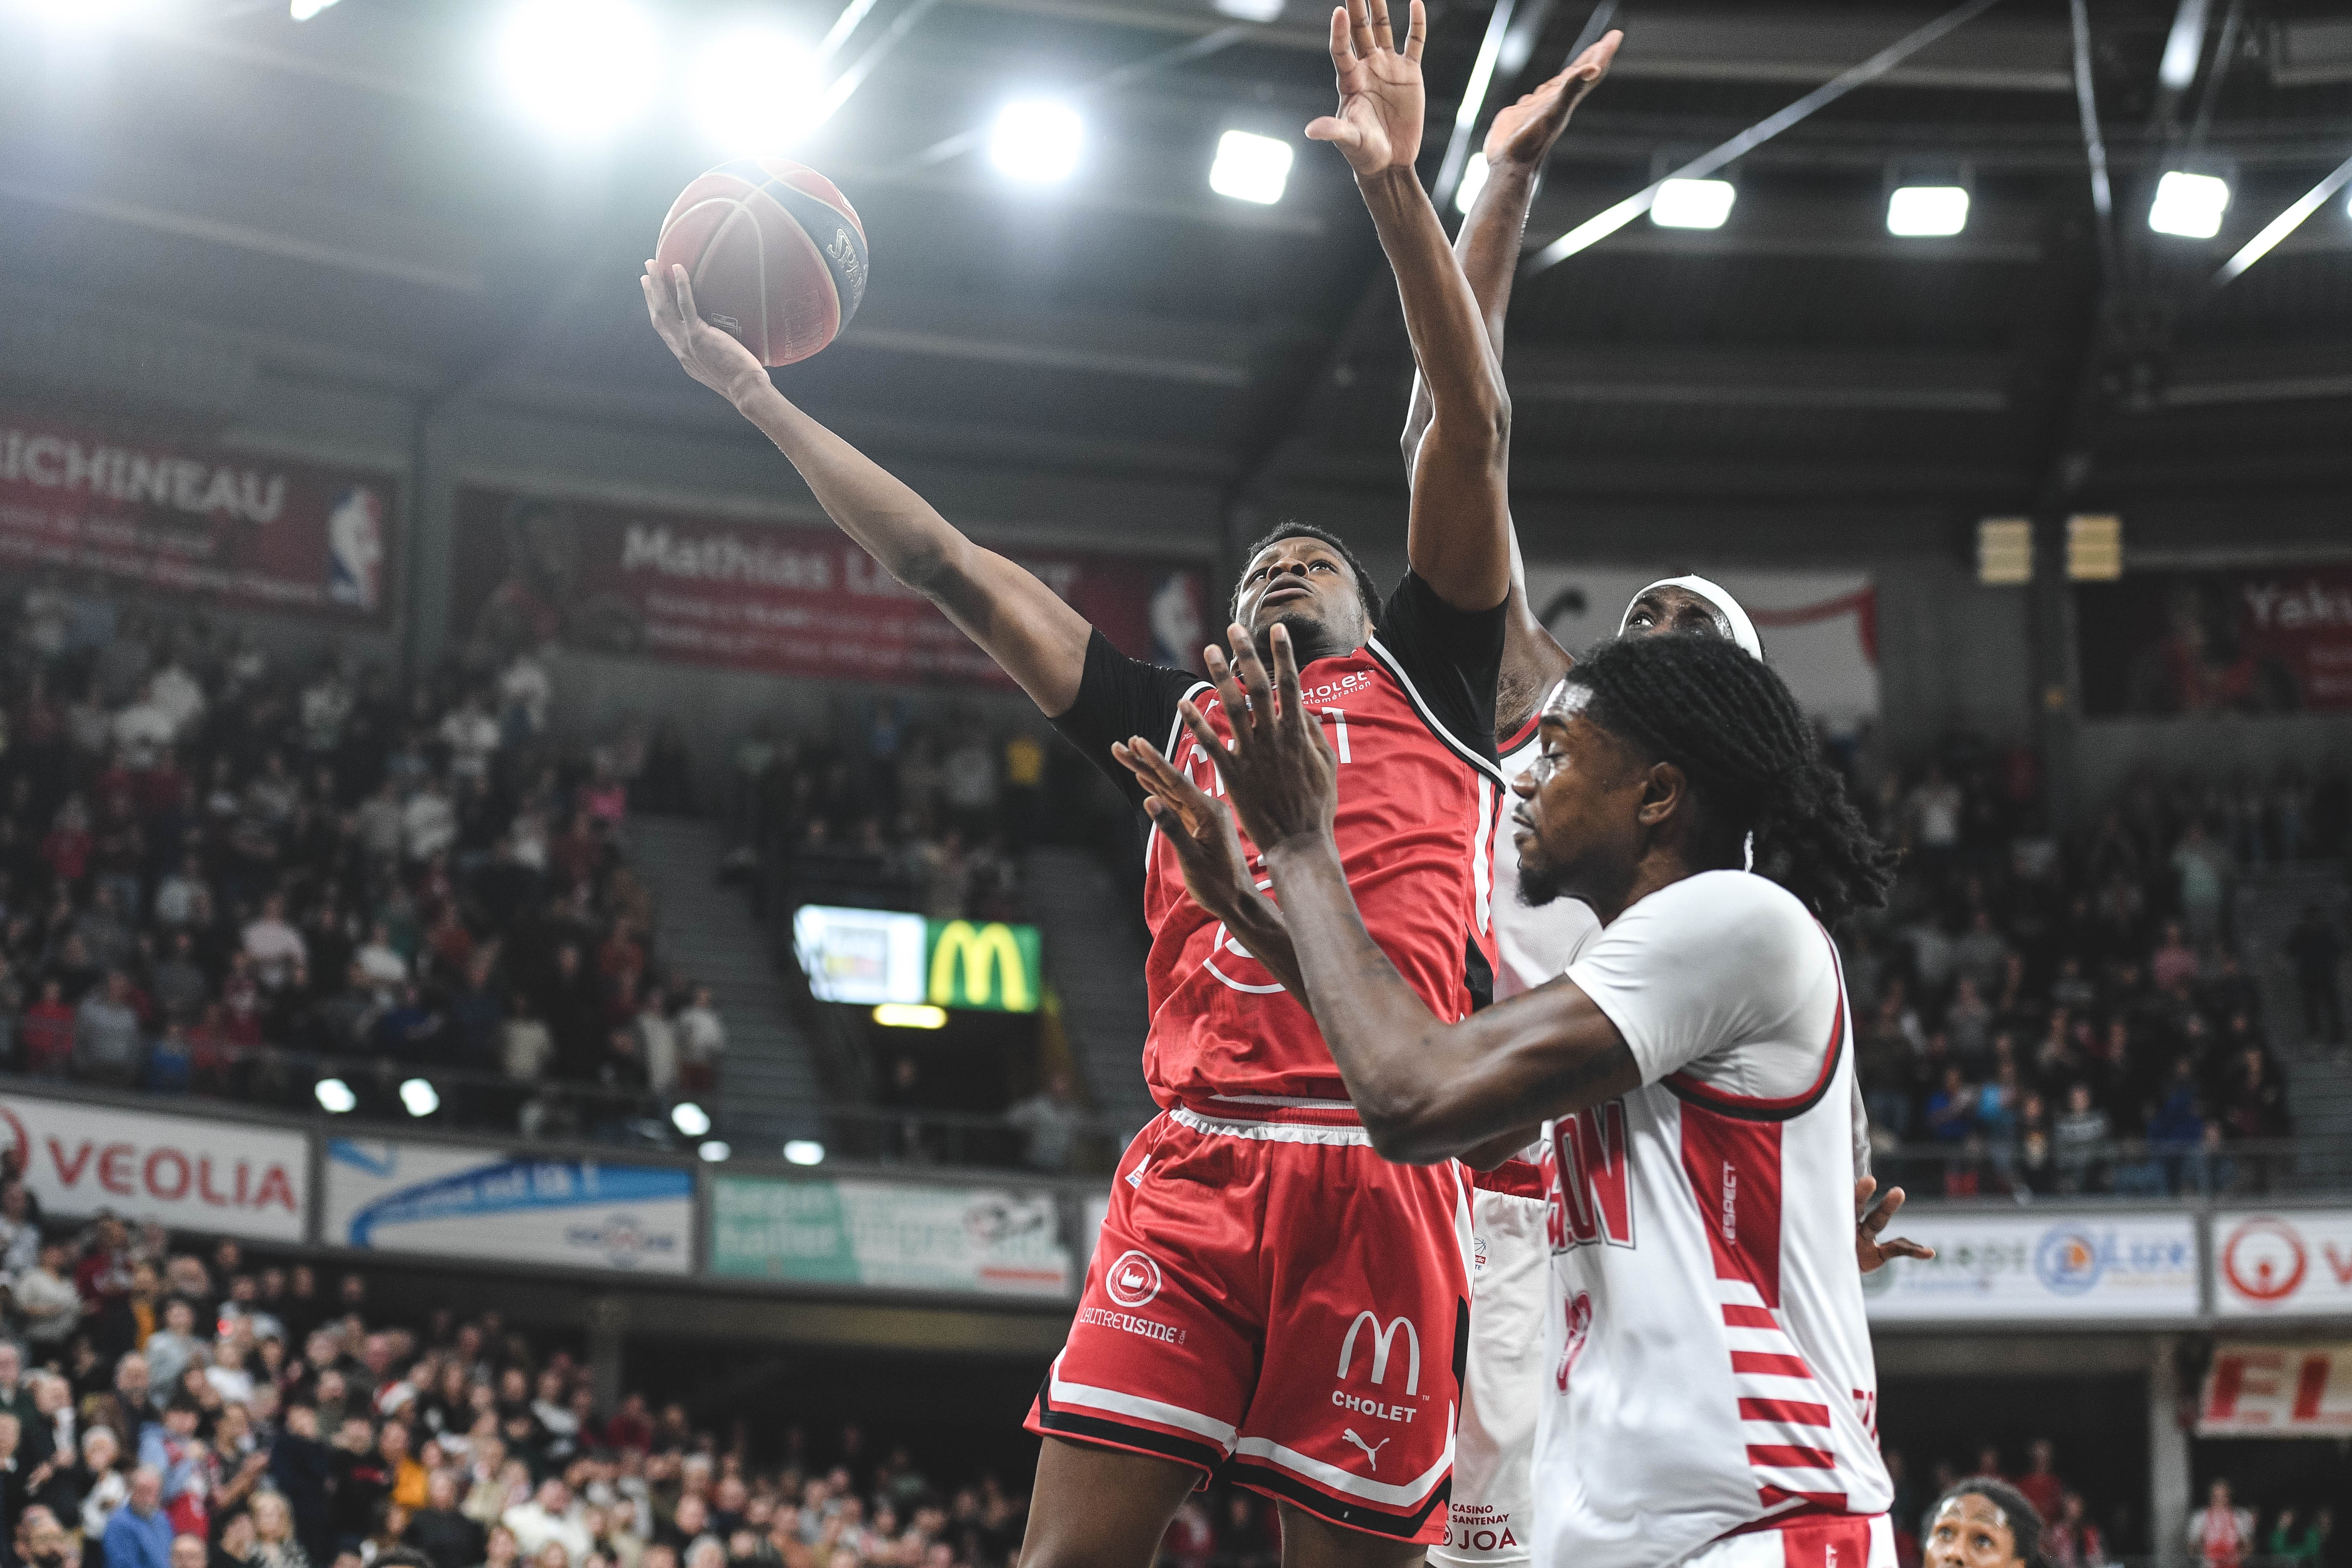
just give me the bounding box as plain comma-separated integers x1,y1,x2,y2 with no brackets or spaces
1168,1107,1372,1145
1235,1416,1457,1507
1363,634,1509,788
1046,1357,1239,1451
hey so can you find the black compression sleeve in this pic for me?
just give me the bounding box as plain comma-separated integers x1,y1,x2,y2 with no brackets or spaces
1048,629,1206,809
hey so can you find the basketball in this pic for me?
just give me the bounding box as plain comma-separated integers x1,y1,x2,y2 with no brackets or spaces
654,158,868,367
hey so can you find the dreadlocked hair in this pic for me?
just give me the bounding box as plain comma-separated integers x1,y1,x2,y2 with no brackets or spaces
1562,634,1897,928
1233,521,1386,633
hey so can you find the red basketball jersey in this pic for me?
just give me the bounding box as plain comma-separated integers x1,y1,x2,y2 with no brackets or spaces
1144,640,1503,1106
1051,572,1508,1108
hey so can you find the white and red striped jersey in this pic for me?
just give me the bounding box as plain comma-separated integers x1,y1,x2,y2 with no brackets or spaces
1532,871,1889,1568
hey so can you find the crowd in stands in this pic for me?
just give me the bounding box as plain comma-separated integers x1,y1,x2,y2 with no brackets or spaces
1838,741,2350,1198
726,701,1118,928
0,582,724,1143
0,1192,1026,1568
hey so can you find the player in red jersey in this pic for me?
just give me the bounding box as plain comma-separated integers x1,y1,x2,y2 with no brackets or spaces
642,0,1517,1559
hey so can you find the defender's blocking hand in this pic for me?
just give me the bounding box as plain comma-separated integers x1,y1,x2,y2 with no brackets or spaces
1485,30,1621,169
1177,624,1341,855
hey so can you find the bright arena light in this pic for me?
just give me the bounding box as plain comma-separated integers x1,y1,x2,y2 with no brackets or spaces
690,27,821,153
1454,152,1489,215
697,1140,733,1163
314,1078,357,1115
989,99,1084,184
1650,177,1737,230
399,1078,440,1117
670,1101,713,1137
1210,131,1293,205
783,1139,827,1166
1887,185,1970,237
290,0,341,19
499,0,662,138
873,1002,948,1029
1213,0,1284,19
2149,171,2231,238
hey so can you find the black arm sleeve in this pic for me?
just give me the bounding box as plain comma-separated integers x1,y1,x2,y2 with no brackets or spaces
1048,629,1208,810
1376,569,1507,765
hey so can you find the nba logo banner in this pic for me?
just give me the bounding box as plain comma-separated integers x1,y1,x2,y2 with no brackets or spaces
0,407,400,626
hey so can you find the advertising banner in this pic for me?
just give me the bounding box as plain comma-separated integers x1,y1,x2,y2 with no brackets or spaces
447,485,1206,684
0,409,397,623
2213,1210,2352,1318
1862,1211,2200,1322
2077,568,2352,715
1521,564,1878,729
2199,1342,2352,1437
0,1092,306,1241
322,1139,693,1274
709,1175,1072,1297
794,907,1043,1013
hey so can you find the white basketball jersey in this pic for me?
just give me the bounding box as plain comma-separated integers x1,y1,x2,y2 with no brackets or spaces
1493,726,1602,997
1531,871,1889,1568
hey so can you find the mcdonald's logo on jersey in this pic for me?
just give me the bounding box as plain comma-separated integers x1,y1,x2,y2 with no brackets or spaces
924,919,1043,1013
1336,1311,1421,1394
1546,1101,1634,1252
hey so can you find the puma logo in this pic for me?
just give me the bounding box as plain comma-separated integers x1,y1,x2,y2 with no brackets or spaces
1340,1429,1390,1470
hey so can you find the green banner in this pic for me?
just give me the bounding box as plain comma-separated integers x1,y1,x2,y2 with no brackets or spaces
709,1175,1073,1298
923,919,1042,1013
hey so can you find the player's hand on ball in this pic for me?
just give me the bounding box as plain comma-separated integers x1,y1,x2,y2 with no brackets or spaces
641,261,770,406
1854,1176,1935,1274
1179,623,1340,855
1307,0,1427,178
1484,30,1620,169
1113,736,1266,929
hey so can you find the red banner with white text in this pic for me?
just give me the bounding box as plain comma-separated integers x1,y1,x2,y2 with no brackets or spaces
2200,1342,2352,1437
0,408,399,624
2077,568,2352,716
447,486,1209,682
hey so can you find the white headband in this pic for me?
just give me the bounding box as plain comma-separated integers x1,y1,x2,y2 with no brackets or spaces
1620,575,1764,661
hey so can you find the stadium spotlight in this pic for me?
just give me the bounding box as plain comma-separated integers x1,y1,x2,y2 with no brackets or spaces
784,1139,826,1166
1650,178,1736,230
697,1140,732,1162
690,27,820,153
1213,0,1284,18
988,100,1084,184
2149,171,2230,238
873,1002,948,1029
1887,185,1970,237
1454,152,1489,215
398,1078,440,1117
499,0,662,138
313,1078,357,1115
670,1101,713,1137
290,0,341,18
1210,131,1293,205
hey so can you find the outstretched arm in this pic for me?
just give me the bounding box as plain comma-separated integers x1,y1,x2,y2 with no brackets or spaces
642,261,1091,715
1310,0,1510,612
1150,624,1639,1163
1399,33,1619,476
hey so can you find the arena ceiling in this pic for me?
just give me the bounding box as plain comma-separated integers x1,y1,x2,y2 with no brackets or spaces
3,0,2351,566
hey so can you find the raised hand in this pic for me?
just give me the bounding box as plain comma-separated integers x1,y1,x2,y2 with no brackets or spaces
1177,624,1340,855
1485,30,1621,169
1307,0,1429,179
1854,1175,1935,1274
1113,735,1262,925
640,260,770,406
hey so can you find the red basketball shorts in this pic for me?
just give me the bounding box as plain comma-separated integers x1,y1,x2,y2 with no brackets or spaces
1027,1105,1471,1544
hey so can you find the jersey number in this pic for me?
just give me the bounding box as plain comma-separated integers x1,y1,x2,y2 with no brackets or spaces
1546,1102,1634,1253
